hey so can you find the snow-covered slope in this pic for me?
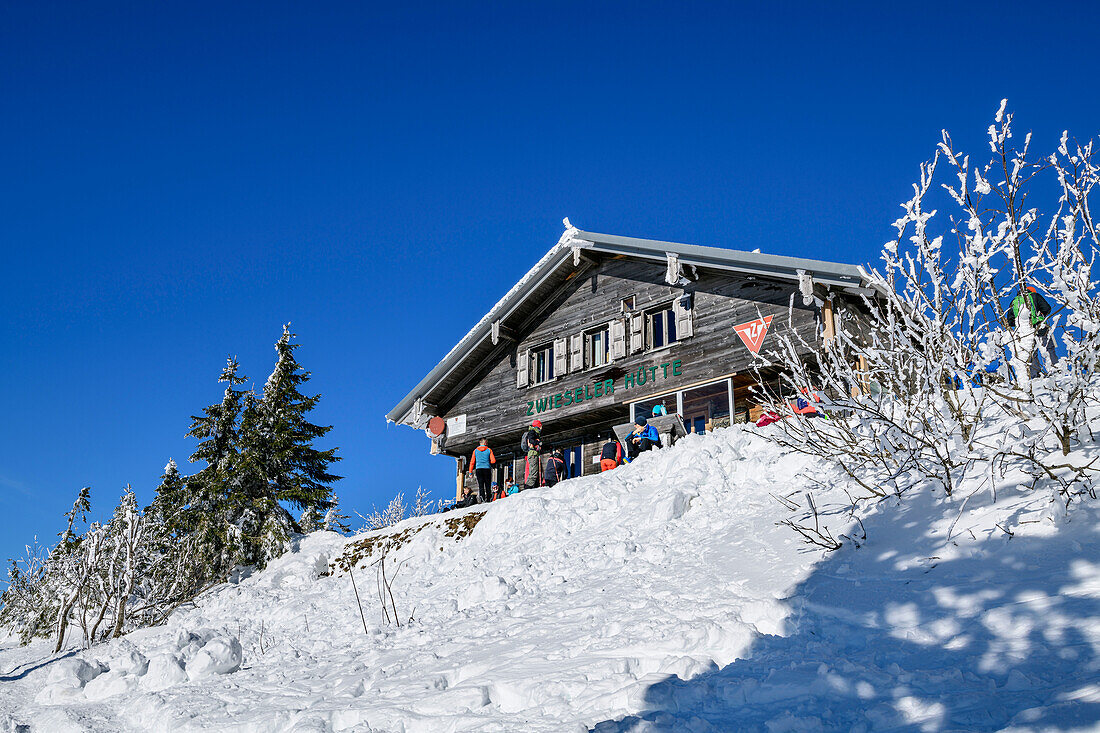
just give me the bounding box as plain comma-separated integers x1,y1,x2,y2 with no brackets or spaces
3,426,1099,732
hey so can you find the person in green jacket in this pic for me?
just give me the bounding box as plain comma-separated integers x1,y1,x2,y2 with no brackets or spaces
521,420,543,488
1006,285,1057,387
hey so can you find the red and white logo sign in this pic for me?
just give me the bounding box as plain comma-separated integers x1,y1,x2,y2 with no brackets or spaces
734,315,773,354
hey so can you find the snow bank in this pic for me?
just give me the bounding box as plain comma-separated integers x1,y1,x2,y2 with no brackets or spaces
2,423,1099,731
32,629,242,705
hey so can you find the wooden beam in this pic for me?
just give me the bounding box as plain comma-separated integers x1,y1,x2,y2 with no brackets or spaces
517,260,598,333
491,320,517,345
822,298,837,344
455,456,465,500
573,248,599,267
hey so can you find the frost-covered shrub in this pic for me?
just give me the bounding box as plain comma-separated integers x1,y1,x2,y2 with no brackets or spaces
757,102,1100,545
359,493,407,532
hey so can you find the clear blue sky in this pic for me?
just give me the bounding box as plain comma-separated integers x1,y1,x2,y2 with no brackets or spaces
2,1,1098,572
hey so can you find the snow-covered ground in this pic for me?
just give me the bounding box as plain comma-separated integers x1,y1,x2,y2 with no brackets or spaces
2,425,1099,732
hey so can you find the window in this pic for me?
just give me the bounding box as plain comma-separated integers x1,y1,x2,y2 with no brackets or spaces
632,395,675,422
532,343,555,385
629,378,734,435
682,380,732,433
621,296,635,313
586,326,610,368
647,306,678,349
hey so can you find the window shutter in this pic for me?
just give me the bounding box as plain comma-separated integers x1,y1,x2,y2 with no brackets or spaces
517,349,530,388
610,320,626,361
553,338,568,377
570,334,584,372
674,296,694,339
629,313,645,354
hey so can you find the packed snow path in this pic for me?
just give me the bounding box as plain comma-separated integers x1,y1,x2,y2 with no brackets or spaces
2,426,1099,731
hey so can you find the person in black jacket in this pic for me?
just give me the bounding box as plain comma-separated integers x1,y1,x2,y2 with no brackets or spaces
600,434,623,472
454,486,477,509
544,448,566,488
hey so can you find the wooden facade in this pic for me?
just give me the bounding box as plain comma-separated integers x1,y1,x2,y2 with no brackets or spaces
386,228,878,499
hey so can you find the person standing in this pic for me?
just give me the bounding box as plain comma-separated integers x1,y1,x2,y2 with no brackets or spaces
521,420,543,488
544,448,566,488
468,438,496,503
600,433,623,472
626,417,660,461
1006,285,1056,389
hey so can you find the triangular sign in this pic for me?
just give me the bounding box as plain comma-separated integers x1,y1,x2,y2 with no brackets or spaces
734,315,774,354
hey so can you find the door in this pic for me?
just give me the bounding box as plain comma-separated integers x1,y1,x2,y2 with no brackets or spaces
562,445,583,478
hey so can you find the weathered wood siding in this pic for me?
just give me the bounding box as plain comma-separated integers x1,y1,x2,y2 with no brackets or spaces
440,258,823,455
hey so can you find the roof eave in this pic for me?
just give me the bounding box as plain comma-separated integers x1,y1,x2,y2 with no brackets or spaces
386,228,876,427
385,244,578,425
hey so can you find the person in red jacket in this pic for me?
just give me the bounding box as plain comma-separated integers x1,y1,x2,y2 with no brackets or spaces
468,438,496,503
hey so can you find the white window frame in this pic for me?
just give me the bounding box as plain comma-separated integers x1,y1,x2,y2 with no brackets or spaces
646,304,679,351
586,325,611,369
531,343,556,385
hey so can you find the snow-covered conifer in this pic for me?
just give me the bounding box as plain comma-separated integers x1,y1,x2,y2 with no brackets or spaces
229,325,341,562
183,357,251,585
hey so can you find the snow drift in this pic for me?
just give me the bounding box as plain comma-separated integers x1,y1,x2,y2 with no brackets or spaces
2,424,1099,732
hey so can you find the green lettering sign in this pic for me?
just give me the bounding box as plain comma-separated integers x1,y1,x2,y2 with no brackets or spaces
517,362,686,417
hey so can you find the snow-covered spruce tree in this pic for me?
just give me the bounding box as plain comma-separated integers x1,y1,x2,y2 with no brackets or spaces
47,489,98,651
299,504,324,533
231,325,342,564
146,459,186,533
136,459,198,627
51,516,109,652
755,102,1100,546
297,494,349,533
181,357,251,588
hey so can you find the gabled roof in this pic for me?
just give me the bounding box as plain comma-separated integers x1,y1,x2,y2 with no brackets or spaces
386,225,876,426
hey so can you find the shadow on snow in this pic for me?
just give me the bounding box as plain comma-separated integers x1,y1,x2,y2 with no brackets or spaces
592,489,1100,732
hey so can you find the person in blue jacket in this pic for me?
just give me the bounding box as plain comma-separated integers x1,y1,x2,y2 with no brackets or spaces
626,417,660,461
467,438,496,503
